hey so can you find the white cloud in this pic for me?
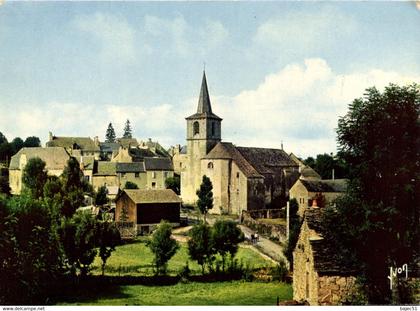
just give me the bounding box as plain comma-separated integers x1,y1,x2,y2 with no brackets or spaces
73,12,140,64
209,58,420,158
2,59,418,158
143,15,229,57
254,7,357,52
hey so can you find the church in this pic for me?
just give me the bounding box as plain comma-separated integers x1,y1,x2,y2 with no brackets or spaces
174,72,300,215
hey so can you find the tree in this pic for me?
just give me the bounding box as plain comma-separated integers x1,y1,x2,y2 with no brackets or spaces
165,175,180,195
10,137,24,155
283,198,301,269
187,223,214,274
323,84,419,303
95,186,108,206
0,133,12,163
22,157,48,199
123,119,132,138
124,181,138,189
61,157,85,217
211,220,244,271
304,153,349,179
96,221,120,276
0,168,10,196
23,136,41,148
105,122,116,143
196,175,213,222
147,220,179,275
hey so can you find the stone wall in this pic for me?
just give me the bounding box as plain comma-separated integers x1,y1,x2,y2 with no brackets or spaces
242,210,287,242
318,275,357,305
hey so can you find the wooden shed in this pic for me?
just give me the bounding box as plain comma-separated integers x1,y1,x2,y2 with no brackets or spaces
115,189,181,235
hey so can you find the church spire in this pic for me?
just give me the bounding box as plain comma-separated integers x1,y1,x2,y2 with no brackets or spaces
197,71,212,114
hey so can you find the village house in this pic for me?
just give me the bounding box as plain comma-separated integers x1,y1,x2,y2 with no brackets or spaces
8,147,71,194
289,178,347,217
115,189,181,234
180,71,299,214
293,208,358,305
46,132,101,159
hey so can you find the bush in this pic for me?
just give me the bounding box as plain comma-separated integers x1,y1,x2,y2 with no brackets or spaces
187,223,214,274
147,220,179,275
270,260,288,282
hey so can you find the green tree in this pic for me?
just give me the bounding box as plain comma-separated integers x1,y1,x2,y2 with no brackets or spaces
95,185,109,206
0,168,10,196
147,220,179,275
196,175,213,222
96,221,120,276
165,175,180,195
283,198,301,269
324,84,419,304
105,122,116,143
0,132,12,164
23,136,41,148
211,220,244,271
10,137,24,155
187,223,214,274
61,157,85,217
124,181,139,189
122,119,132,138
22,157,48,199
61,211,98,277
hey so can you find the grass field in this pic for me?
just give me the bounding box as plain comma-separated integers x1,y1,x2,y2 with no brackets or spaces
91,238,273,276
56,238,292,305
59,281,292,306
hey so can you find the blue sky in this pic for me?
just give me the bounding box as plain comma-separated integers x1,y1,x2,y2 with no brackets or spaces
0,1,419,158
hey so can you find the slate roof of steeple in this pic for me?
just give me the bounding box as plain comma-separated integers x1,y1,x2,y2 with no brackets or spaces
186,71,222,120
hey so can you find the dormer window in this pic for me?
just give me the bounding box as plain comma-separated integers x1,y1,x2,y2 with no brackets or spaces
193,121,200,135
207,162,214,169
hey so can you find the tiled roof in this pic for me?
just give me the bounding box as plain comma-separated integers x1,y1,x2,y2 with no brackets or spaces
94,161,117,176
9,147,70,170
116,162,145,173
78,156,95,170
123,189,182,204
117,138,139,148
236,147,297,174
300,179,347,193
144,157,173,171
304,208,358,276
100,142,120,153
129,148,157,161
204,142,262,178
47,136,100,151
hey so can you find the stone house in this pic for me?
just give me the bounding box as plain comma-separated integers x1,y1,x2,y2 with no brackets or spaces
46,132,101,159
9,147,71,194
92,158,174,191
115,189,181,234
111,146,158,163
290,178,347,217
293,208,358,305
180,71,299,214
168,144,188,175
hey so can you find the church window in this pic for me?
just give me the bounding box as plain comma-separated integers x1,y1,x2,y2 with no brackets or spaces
193,121,200,135
211,122,215,136
236,172,240,178
207,162,214,169
152,182,156,188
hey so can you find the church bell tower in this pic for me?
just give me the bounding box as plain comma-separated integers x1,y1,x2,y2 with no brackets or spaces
181,71,222,203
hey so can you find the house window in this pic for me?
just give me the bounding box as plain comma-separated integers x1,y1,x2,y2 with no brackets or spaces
84,175,90,182
152,182,156,188
207,162,214,169
193,121,200,135
164,172,168,178
211,122,215,136
152,172,156,179
135,172,139,178
121,173,126,178
180,162,182,168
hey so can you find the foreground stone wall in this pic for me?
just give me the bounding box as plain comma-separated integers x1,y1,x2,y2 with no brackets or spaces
318,275,357,305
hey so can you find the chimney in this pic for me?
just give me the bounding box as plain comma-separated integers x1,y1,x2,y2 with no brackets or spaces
79,156,84,171
49,131,53,141
94,136,99,146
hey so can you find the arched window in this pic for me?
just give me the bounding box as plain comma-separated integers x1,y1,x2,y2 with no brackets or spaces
193,121,200,135
207,162,214,169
